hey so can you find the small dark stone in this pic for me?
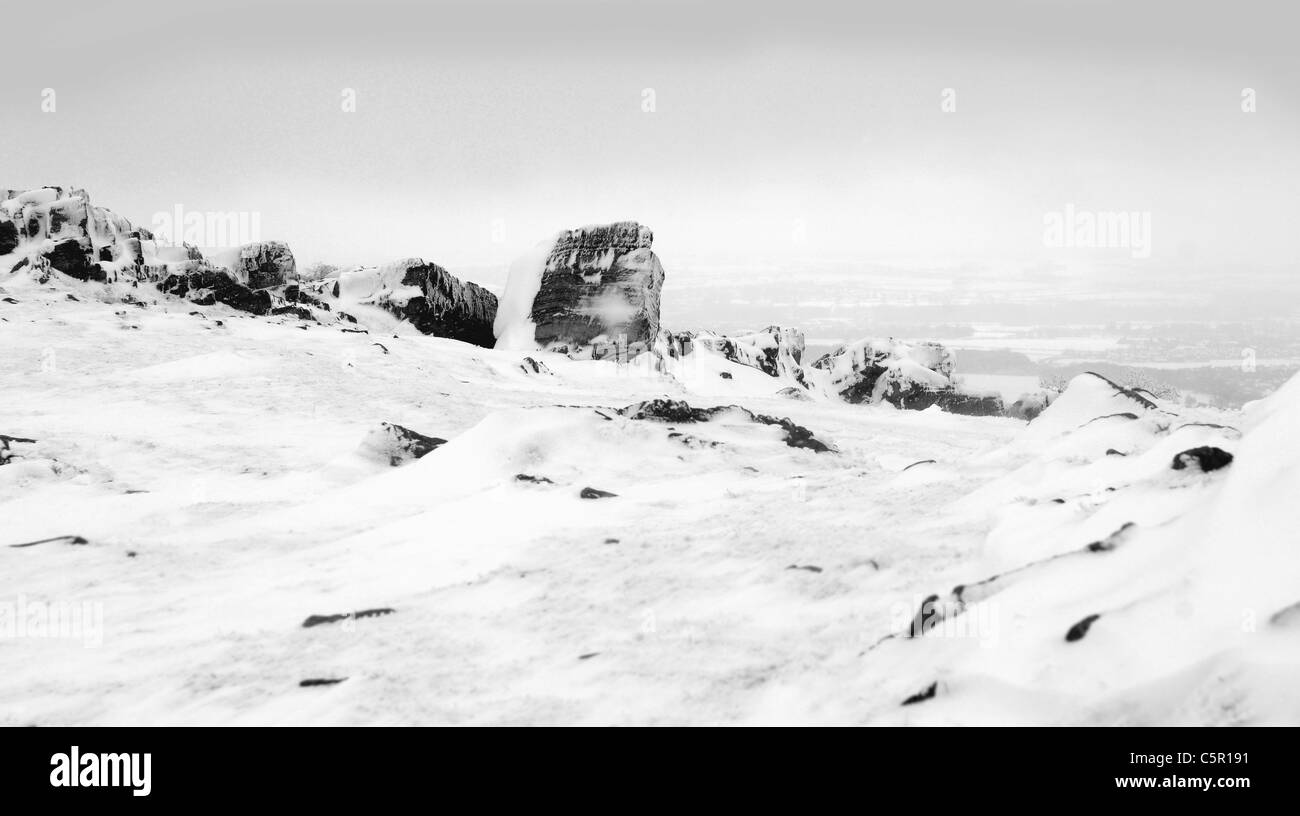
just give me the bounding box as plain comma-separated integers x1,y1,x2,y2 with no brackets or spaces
301,607,395,628
1065,613,1101,642
1105,448,1127,456
785,564,823,573
580,487,618,499
515,474,555,484
578,652,600,661
299,678,347,687
1171,446,1234,473
902,682,938,706
719,371,733,379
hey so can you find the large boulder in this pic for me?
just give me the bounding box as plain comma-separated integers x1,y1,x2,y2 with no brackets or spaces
500,221,665,359
224,241,296,290
42,237,106,282
159,266,272,315
363,258,498,346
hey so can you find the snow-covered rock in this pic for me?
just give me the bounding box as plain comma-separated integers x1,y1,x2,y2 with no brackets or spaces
666,325,808,386
212,240,297,290
355,258,498,346
359,422,447,467
809,337,954,404
497,221,665,359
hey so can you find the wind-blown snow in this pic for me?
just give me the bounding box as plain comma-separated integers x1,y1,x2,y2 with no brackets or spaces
1,273,1297,725
493,239,552,350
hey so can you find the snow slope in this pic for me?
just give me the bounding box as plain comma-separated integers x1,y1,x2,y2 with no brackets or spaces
1,272,1297,725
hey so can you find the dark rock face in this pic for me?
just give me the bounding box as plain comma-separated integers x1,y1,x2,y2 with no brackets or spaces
617,399,834,453
302,608,395,628
375,259,498,347
529,222,665,359
580,487,618,499
359,422,447,467
619,398,716,423
159,268,272,315
229,241,296,290
934,391,1005,417
43,237,106,282
1171,446,1234,473
0,218,17,255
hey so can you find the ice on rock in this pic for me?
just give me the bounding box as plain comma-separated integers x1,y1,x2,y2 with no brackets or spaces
498,221,664,359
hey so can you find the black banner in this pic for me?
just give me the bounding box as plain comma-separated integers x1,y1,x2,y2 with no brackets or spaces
0,727,1286,804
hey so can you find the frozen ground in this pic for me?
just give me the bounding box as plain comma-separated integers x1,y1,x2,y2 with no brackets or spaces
2,273,1298,725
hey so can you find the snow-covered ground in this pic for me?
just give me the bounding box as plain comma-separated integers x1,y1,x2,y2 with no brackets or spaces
2,272,1298,725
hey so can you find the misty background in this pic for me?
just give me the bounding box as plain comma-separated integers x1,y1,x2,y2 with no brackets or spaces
3,0,1299,402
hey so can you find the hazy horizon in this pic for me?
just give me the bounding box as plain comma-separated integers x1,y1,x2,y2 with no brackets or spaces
4,0,1298,276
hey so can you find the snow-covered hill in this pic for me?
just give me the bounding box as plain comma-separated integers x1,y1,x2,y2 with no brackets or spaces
3,266,1297,725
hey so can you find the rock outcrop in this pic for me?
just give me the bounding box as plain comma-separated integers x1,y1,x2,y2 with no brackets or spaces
503,221,665,359
665,325,808,385
222,241,296,290
806,336,1006,416
346,258,498,346
1,186,315,321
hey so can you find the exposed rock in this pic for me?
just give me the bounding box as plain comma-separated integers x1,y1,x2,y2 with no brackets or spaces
526,222,665,359
1172,446,1234,473
299,678,347,687
901,682,938,706
580,487,618,499
43,237,106,282
619,398,715,423
301,608,395,628
224,241,296,289
515,474,555,484
811,337,953,405
359,422,447,466
519,356,552,375
360,258,498,346
669,325,808,385
617,399,834,453
934,390,1005,417
159,267,272,315
0,218,18,254
1065,613,1101,642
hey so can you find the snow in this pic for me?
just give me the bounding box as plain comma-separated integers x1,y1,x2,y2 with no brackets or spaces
493,239,553,350
1,275,1298,725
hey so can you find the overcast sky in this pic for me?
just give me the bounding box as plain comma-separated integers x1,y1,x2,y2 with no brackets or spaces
2,0,1297,275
